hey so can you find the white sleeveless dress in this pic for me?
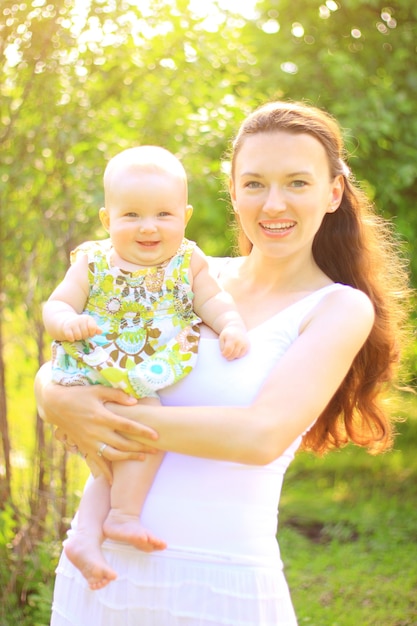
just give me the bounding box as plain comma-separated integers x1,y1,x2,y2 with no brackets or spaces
50,283,349,626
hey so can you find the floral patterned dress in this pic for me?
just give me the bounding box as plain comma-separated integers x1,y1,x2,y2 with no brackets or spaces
51,238,201,398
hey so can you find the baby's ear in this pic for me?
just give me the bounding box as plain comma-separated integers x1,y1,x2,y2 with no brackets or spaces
185,204,193,225
99,207,110,231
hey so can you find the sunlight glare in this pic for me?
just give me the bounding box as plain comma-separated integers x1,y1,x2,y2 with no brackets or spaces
326,0,338,11
216,0,258,19
291,22,304,38
69,0,259,45
188,0,258,19
262,19,280,34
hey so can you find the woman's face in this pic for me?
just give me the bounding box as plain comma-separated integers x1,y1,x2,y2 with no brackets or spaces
229,131,343,260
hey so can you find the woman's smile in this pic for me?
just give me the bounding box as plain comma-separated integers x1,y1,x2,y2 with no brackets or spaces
259,219,296,236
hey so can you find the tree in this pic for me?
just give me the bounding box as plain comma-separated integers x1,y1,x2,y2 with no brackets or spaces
1,0,416,618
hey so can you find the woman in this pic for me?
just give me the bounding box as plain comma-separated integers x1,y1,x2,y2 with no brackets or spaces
36,101,410,625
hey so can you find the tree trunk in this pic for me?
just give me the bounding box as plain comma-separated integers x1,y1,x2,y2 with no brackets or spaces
0,305,12,505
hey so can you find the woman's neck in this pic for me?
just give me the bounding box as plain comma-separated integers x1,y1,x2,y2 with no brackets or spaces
219,251,333,329
233,250,330,292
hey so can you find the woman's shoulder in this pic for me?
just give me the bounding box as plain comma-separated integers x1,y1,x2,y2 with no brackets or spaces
320,283,373,310
206,255,234,278
306,283,375,335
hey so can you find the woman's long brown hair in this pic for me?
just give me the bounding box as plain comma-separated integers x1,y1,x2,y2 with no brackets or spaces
230,101,411,454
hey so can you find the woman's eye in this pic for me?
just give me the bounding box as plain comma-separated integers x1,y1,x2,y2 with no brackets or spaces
291,180,307,188
245,181,263,189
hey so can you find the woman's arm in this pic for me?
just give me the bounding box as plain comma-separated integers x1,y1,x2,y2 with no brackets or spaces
36,288,374,467
34,363,160,480
105,288,375,464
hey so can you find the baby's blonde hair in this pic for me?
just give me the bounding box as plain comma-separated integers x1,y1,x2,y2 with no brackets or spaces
104,146,188,203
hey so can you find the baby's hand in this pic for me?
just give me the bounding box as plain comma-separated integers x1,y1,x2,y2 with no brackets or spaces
62,314,102,342
219,325,249,361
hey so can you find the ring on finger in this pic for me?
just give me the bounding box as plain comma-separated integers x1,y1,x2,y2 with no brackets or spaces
97,443,108,457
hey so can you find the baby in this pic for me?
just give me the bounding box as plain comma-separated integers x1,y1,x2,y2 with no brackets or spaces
43,146,249,589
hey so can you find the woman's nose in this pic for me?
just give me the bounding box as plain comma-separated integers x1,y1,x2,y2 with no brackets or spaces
263,186,286,214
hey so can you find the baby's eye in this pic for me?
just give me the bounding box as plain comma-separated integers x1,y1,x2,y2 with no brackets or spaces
158,211,171,217
125,211,139,217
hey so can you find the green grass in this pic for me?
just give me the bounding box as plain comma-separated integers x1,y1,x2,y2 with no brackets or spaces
279,394,417,626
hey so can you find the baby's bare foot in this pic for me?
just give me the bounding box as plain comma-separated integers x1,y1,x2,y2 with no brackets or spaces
103,509,167,552
64,531,117,590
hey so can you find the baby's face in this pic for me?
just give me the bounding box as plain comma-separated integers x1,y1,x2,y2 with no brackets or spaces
101,167,192,270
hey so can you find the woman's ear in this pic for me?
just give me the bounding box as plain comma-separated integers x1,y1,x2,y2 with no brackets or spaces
229,177,238,213
327,174,344,213
99,207,110,231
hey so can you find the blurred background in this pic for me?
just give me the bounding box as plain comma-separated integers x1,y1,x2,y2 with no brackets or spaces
1,1,416,623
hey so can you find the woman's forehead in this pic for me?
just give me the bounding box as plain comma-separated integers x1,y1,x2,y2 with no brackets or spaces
234,131,329,171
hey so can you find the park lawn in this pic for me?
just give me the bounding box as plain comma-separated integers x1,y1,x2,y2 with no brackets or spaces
279,393,417,626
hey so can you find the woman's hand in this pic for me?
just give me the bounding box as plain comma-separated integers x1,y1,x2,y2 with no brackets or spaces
35,363,160,482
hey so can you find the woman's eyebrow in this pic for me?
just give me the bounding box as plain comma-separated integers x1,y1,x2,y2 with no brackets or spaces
240,170,313,177
240,171,262,177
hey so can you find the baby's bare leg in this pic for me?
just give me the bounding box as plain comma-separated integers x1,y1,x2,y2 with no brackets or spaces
103,397,167,551
64,475,117,590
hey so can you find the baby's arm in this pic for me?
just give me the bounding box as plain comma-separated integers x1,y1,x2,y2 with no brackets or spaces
190,247,249,360
43,255,102,342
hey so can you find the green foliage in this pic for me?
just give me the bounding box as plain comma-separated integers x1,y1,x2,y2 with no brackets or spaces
1,1,416,623
2,0,417,298
0,514,59,626
0,503,16,561
243,0,417,278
